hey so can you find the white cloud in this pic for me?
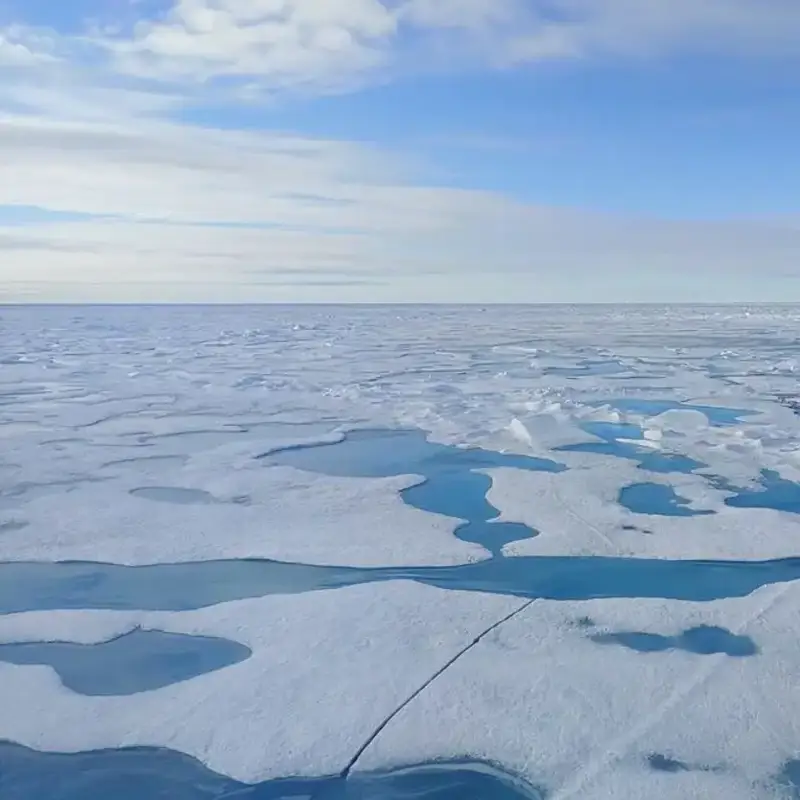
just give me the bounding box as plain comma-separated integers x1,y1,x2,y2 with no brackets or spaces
102,0,800,89
0,25,57,67
1,1,799,303
101,0,398,90
5,0,796,94
0,110,492,232
503,0,800,64
398,0,523,30
3,209,799,303
1,105,798,303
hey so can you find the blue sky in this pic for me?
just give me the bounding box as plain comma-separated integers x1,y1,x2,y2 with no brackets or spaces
0,0,799,302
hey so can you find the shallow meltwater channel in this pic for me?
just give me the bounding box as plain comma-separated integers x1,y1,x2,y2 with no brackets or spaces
5,553,800,613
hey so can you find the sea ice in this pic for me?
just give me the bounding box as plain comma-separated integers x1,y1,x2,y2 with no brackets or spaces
356,589,800,799
0,582,520,782
3,304,800,799
0,461,484,567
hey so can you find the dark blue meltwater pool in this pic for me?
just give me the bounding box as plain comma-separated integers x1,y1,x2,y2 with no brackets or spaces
0,742,545,800
0,628,251,695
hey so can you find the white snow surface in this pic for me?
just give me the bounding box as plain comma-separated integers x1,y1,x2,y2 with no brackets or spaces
0,583,520,782
3,304,800,796
0,464,483,566
490,464,800,561
357,588,800,800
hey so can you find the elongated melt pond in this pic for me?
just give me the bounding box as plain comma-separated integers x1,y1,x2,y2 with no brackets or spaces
5,553,800,613
0,742,545,800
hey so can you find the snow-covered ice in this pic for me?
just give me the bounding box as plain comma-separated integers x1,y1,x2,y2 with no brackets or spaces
0,584,521,782
3,303,800,798
357,589,800,800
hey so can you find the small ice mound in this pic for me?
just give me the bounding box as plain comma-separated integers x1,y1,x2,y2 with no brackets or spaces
648,409,710,434
503,409,578,452
621,433,661,450
642,428,663,442
773,359,798,373
0,628,251,696
578,404,624,425
596,398,755,427
129,487,216,505
507,418,534,448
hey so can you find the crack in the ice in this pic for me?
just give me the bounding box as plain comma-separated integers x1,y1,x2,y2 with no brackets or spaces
341,598,536,779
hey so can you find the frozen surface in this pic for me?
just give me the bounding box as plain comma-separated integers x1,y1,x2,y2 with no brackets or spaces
357,589,800,799
0,457,483,567
0,584,520,782
3,304,800,798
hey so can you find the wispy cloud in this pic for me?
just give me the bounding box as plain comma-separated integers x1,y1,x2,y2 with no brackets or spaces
0,1,798,302
5,1,800,95
0,80,798,302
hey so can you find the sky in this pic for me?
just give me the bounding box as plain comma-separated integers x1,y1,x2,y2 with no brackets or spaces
0,0,799,303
